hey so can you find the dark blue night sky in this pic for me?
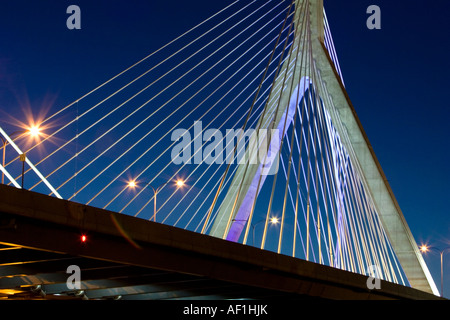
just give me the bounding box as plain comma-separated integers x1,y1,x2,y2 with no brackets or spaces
0,0,449,297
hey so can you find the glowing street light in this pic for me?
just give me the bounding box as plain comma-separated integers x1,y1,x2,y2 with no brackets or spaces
176,179,185,188
1,125,43,185
419,245,429,253
28,125,41,138
128,178,186,222
420,244,450,297
250,216,279,246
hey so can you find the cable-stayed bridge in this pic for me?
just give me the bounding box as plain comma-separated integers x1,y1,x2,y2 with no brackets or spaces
0,0,441,299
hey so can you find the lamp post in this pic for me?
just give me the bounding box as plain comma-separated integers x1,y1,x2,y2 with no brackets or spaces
128,179,185,222
1,126,41,185
420,244,450,297
1,136,6,185
248,217,279,246
230,217,279,246
252,220,265,246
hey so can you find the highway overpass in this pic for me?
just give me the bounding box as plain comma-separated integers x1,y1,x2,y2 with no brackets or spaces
0,184,441,300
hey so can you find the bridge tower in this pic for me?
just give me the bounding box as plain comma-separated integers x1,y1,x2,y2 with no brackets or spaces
206,0,438,295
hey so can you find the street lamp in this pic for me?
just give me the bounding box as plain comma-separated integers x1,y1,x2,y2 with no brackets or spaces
176,179,184,188
28,126,41,137
251,216,279,246
230,216,279,246
128,178,185,222
1,126,42,184
1,135,6,184
420,244,450,297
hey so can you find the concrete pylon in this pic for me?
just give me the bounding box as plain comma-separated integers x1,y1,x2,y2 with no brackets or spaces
208,0,439,296
208,0,311,241
308,0,438,296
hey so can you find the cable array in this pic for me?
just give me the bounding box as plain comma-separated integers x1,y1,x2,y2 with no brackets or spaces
3,0,408,287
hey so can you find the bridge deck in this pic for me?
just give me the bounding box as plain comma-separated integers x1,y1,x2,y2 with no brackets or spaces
0,184,440,300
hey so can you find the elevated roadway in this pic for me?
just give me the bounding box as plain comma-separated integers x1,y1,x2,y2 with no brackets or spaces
0,184,441,300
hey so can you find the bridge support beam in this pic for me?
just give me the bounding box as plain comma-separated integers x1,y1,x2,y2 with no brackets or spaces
209,0,438,296
0,184,441,300
306,0,439,296
209,79,310,241
208,0,312,241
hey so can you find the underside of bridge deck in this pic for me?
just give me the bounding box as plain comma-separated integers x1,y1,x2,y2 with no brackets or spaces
0,185,441,300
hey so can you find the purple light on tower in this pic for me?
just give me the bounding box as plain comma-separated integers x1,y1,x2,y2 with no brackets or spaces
225,77,310,242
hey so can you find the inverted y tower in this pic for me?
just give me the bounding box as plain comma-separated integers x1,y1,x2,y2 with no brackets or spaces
207,0,438,295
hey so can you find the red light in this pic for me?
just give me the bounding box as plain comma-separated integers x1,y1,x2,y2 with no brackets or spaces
81,235,87,243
